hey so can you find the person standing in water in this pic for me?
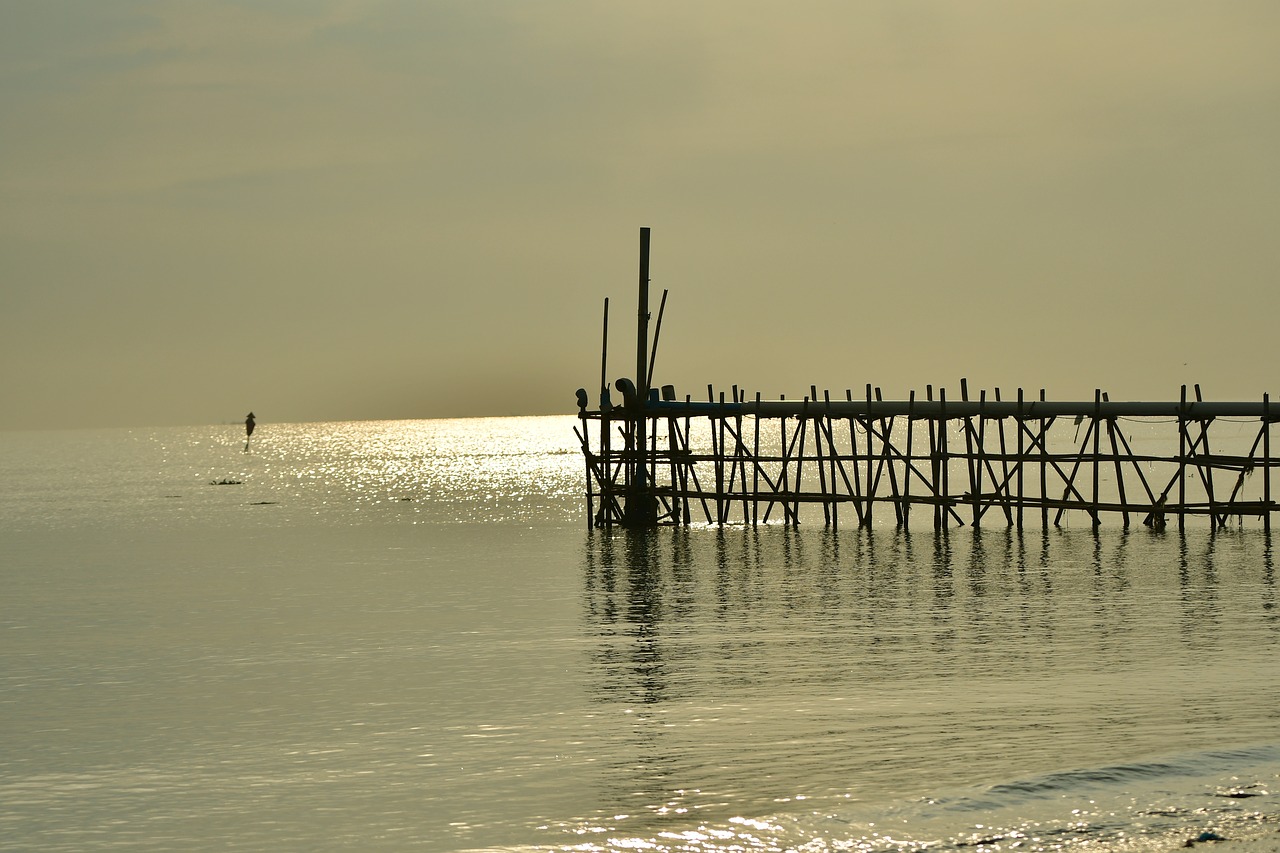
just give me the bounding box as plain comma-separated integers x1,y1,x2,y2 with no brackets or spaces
244,412,256,452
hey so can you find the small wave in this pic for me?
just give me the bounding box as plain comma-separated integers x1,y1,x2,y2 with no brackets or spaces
958,744,1280,808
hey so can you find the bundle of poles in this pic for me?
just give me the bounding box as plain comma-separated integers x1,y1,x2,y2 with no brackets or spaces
574,229,1277,531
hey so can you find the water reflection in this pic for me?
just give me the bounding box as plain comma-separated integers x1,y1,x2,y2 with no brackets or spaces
584,530,669,706
576,527,1280,839
1264,536,1277,628
582,528,1280,698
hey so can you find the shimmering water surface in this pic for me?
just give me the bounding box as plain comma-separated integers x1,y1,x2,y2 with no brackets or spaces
2,417,1278,851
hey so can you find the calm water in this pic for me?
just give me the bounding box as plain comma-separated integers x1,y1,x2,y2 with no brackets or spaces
2,416,1278,851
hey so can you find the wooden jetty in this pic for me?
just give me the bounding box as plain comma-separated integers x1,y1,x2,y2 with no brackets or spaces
575,229,1277,531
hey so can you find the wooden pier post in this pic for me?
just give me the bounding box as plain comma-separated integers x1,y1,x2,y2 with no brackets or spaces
927,385,940,529
939,387,950,528
1266,392,1273,534
1179,384,1188,532
1016,388,1025,530
1038,389,1049,529
1092,389,1102,527
620,227,657,527
904,390,916,529
747,391,757,525
864,384,875,528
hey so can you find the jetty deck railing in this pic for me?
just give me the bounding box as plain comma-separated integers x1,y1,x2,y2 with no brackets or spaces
574,228,1276,531
576,383,1276,531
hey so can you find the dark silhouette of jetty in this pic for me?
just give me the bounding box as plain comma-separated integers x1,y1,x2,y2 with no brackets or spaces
575,229,1276,531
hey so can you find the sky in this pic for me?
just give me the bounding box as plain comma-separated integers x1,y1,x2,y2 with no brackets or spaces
2,1,1278,430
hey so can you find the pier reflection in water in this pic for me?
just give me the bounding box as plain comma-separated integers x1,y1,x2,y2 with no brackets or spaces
572,526,1279,845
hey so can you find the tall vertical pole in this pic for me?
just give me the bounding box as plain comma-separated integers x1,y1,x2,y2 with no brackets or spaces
632,227,653,525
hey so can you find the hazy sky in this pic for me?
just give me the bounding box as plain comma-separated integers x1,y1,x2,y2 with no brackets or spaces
3,1,1278,430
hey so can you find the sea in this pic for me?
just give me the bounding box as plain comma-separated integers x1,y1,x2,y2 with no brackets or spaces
2,415,1279,852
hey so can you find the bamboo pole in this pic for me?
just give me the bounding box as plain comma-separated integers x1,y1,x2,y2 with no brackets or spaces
632,227,651,525
1039,389,1049,528
1054,413,1099,527
826,390,840,529
994,388,1013,527
940,387,951,527
1193,384,1223,528
865,384,875,527
1103,393,1130,528
1092,389,1102,527
876,386,903,526
794,398,809,526
753,392,762,526
905,390,916,529
737,388,750,525
1265,393,1272,534
684,397,712,524
962,379,980,526
716,389,726,524
1179,384,1188,532
928,385,941,529
1017,388,1025,529
846,389,866,527
576,424,595,530
813,387,831,526
766,399,785,524
600,297,609,405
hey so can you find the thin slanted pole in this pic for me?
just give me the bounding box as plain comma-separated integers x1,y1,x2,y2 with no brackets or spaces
875,386,903,526
646,289,668,390
600,298,610,404
993,388,1013,527
961,379,980,526
1053,412,1100,527
575,424,594,530
1103,393,1130,528
1192,384,1222,528
736,388,750,525
794,399,810,526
